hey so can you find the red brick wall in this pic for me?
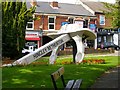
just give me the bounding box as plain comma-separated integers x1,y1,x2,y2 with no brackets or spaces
34,15,48,30
96,13,112,28
43,16,48,30
34,15,68,30
34,15,41,30
105,17,112,28
55,16,68,30
34,14,112,30
89,19,95,24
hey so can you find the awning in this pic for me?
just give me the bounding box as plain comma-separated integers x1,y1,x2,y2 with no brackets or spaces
25,37,40,41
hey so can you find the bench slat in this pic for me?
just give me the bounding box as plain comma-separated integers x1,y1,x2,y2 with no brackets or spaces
51,71,60,81
65,80,75,90
72,79,82,90
58,67,64,76
51,67,83,90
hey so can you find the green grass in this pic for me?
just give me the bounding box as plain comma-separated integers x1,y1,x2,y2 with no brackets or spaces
2,56,119,89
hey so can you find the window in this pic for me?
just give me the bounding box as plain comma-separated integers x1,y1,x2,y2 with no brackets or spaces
99,15,105,25
98,36,101,43
83,20,88,28
48,16,55,30
68,18,74,24
49,17,54,23
49,24,54,29
26,22,34,30
104,36,107,42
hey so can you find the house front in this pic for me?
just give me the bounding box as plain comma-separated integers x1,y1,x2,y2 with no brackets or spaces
78,0,116,49
25,0,97,52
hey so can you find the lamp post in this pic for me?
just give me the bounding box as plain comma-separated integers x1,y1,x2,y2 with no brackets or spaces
39,14,44,47
39,26,43,47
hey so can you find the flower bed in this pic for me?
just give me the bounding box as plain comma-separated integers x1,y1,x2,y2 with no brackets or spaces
2,57,15,64
30,59,105,65
2,57,105,66
54,59,105,65
81,59,105,64
55,59,105,65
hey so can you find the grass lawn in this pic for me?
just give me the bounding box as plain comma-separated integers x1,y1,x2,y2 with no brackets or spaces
2,55,119,89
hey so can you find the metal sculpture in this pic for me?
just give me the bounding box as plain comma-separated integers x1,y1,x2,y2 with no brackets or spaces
3,24,96,67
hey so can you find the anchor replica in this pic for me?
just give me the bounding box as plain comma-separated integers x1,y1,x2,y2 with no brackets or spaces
3,24,96,67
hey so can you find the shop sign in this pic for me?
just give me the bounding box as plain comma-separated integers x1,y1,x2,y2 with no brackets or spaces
61,22,68,26
89,24,96,31
74,21,83,28
26,34,38,38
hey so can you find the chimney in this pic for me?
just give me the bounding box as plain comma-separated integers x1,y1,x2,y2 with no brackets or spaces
31,0,37,6
50,1,58,8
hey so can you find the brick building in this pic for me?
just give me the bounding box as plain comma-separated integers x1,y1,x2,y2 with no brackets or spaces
24,0,114,52
75,0,115,49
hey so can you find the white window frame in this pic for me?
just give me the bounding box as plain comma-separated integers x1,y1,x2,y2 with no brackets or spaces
48,16,56,30
26,22,34,30
26,15,35,30
99,15,105,25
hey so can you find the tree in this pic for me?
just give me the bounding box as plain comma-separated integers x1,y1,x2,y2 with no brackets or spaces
0,2,2,61
103,0,120,28
2,1,35,59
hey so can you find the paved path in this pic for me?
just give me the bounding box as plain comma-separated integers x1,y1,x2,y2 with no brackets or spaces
90,65,120,89
88,51,120,89
85,50,120,57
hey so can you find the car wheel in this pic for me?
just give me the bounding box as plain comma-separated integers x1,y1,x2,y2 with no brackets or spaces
115,47,119,50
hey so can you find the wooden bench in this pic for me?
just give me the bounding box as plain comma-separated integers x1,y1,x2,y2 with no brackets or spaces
51,67,82,90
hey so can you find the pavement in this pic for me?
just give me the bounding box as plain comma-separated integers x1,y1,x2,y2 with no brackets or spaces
89,50,120,89
85,50,120,57
90,66,119,89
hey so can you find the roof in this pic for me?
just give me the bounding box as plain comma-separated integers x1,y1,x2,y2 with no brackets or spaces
80,0,109,13
26,1,95,17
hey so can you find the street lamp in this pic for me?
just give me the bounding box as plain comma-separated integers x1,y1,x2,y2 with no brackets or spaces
39,14,44,47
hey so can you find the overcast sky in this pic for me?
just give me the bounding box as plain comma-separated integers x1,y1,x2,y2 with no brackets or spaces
37,0,116,4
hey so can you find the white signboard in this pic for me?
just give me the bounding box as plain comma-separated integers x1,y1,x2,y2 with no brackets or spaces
74,21,83,28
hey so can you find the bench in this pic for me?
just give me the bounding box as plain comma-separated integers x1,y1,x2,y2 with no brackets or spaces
51,67,82,90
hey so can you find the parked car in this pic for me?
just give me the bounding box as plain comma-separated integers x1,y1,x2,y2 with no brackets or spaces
113,34,119,50
114,44,120,50
103,42,114,49
97,42,119,50
22,45,37,55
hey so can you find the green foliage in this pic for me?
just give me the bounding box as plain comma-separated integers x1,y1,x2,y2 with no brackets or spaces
2,1,35,59
103,1,120,28
2,56,119,89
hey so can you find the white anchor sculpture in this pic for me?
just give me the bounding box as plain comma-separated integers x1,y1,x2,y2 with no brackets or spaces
2,24,96,67
48,24,96,64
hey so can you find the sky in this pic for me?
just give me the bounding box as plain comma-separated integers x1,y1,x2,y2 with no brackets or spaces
37,0,116,4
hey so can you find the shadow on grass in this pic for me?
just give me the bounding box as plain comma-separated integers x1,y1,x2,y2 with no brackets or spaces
2,56,119,89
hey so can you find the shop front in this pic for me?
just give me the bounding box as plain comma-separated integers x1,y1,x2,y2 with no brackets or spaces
97,28,114,49
25,31,41,51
